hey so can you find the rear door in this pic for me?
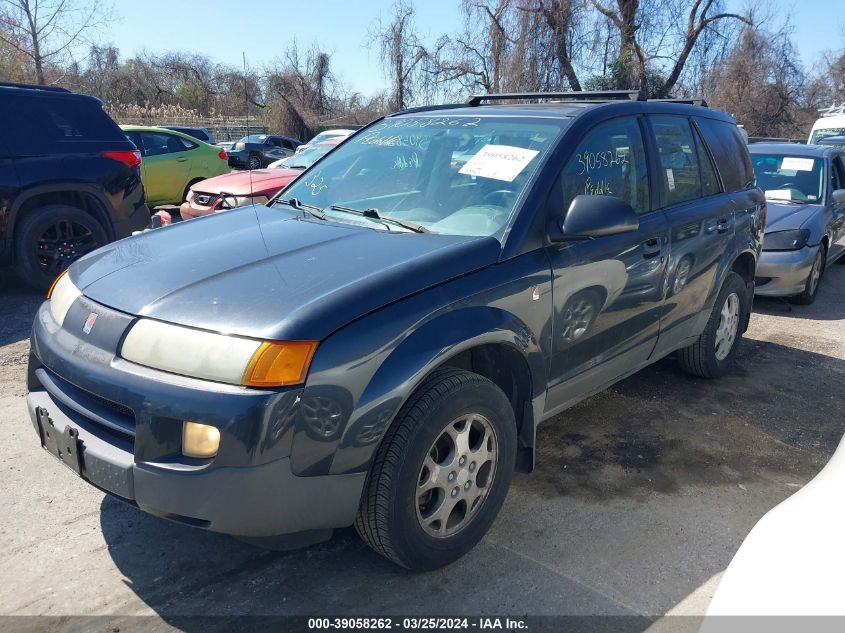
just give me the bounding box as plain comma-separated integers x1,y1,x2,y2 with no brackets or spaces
138,131,194,204
544,115,669,413
648,115,734,355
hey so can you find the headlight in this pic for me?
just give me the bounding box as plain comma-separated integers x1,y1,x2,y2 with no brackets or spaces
219,194,269,209
763,229,810,251
120,318,317,386
47,270,81,326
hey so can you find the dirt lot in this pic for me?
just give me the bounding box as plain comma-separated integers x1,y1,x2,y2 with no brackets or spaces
1,264,843,631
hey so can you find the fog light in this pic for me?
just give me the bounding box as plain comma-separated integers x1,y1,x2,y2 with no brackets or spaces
182,421,220,458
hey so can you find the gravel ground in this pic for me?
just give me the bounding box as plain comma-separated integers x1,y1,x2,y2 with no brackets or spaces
0,263,843,632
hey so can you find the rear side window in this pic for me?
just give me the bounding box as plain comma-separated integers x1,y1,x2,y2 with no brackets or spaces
141,132,194,156
558,116,651,214
695,117,755,192
0,94,121,155
651,115,721,205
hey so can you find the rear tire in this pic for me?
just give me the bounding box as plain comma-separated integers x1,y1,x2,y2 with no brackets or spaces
792,245,825,305
247,154,262,170
678,272,747,378
14,204,108,290
355,367,516,570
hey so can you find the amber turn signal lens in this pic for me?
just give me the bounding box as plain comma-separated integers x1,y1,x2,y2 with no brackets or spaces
242,341,318,387
46,269,67,299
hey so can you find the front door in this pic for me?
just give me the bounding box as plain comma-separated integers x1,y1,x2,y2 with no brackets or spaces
544,116,669,414
829,155,845,263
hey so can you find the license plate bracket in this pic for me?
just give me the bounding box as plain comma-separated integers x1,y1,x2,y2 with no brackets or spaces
34,406,83,475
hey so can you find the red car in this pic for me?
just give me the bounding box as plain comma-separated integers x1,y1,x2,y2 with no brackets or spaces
180,138,341,219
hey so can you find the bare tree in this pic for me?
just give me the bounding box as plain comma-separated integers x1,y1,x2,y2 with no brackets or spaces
0,0,112,84
373,0,432,110
590,0,750,96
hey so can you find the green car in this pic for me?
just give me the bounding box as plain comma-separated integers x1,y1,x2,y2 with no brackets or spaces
121,125,230,206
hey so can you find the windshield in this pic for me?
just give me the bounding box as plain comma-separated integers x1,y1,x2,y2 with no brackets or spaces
752,154,824,203
810,128,845,144
279,115,564,237
278,143,335,169
239,134,268,144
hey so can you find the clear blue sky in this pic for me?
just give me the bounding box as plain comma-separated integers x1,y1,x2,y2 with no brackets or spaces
106,0,842,96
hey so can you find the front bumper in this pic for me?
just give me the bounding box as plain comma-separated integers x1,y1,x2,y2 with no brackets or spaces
26,297,365,537
754,245,818,297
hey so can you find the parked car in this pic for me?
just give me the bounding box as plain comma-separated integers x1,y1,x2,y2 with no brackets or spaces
294,128,355,154
26,91,764,571
705,433,845,618
750,143,845,304
160,125,216,145
808,106,845,145
182,139,342,219
817,135,845,149
227,134,301,170
0,82,149,290
121,125,229,207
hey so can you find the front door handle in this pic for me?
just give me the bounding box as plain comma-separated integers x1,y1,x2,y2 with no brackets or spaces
176,157,188,163
716,216,731,233
642,238,662,258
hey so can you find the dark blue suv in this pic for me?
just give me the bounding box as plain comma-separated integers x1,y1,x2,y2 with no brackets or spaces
26,91,765,570
0,82,149,289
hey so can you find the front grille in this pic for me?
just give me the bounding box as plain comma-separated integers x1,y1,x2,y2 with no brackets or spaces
36,368,136,443
193,192,218,206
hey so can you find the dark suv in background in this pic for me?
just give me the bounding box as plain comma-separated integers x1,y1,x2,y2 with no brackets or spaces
227,134,301,169
0,82,149,289
26,91,765,571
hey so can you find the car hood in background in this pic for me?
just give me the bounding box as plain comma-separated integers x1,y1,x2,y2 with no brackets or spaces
193,168,301,195
764,201,820,233
70,206,501,341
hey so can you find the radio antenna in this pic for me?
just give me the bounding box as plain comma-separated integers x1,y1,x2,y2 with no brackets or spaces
243,52,254,198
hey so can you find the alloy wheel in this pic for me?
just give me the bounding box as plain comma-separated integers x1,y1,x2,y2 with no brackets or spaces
36,220,97,275
561,297,597,342
714,292,740,361
416,414,498,538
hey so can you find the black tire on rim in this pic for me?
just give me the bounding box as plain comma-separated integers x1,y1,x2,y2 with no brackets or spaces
13,204,108,290
247,154,262,170
355,367,516,570
792,245,826,305
678,271,747,378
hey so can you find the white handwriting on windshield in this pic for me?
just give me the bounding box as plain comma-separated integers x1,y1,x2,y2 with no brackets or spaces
376,117,481,130
303,173,327,196
357,131,430,149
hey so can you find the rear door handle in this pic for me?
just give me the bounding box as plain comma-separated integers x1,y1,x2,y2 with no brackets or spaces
642,238,662,258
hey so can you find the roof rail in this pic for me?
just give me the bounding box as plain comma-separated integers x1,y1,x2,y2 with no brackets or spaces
466,90,645,106
0,81,69,93
650,98,708,107
388,102,469,117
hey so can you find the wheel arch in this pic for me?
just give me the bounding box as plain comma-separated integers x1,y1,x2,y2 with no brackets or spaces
317,306,547,477
9,183,116,259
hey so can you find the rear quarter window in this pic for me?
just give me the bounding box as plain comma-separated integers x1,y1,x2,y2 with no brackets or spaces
0,93,122,156
695,117,755,192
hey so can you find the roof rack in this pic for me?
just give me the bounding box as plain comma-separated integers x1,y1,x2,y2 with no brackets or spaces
0,81,69,93
389,102,469,116
650,98,708,107
466,90,645,106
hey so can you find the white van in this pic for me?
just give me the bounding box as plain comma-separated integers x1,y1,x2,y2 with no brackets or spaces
808,106,845,144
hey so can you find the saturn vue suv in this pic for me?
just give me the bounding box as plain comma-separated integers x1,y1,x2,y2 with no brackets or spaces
26,91,765,570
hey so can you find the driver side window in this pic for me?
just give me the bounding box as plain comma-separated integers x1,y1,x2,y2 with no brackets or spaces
555,117,651,216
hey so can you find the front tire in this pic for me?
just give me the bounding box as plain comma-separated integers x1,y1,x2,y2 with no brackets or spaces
247,154,262,170
355,368,516,570
792,245,825,305
678,271,747,378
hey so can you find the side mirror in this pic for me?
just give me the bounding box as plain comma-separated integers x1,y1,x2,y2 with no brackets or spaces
549,195,639,243
832,189,845,205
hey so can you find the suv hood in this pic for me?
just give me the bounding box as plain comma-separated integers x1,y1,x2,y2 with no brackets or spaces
765,201,820,233
70,206,501,341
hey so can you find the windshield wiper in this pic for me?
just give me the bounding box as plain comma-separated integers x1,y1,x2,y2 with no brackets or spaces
274,197,325,219
328,205,428,233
